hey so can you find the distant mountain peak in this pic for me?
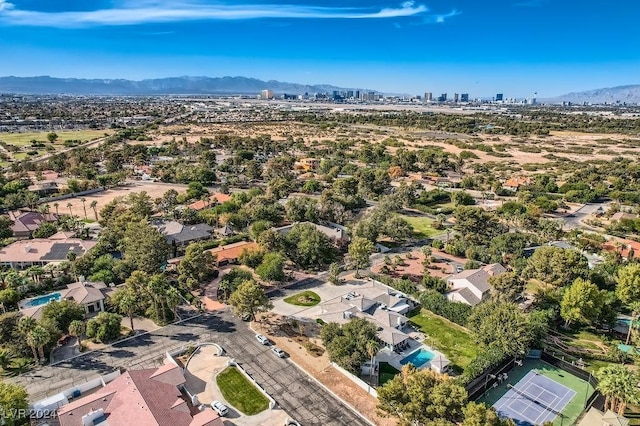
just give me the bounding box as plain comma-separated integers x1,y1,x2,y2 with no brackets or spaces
0,75,374,96
550,84,640,104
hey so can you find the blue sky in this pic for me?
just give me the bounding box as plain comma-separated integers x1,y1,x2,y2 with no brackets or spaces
0,0,638,97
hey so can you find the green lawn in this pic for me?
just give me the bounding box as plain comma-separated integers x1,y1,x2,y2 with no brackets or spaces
400,215,440,238
283,291,321,307
409,309,479,371
379,362,400,386
216,366,269,415
0,130,110,146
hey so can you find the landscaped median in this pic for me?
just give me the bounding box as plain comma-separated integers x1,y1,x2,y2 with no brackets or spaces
283,290,321,307
216,366,270,416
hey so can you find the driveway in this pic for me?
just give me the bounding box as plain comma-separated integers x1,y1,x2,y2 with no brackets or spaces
11,310,369,426
50,337,79,364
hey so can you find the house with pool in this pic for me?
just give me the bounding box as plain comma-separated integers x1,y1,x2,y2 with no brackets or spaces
298,279,450,374
19,280,110,320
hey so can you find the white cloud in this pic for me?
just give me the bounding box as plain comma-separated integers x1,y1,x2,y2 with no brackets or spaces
0,0,14,12
0,1,458,27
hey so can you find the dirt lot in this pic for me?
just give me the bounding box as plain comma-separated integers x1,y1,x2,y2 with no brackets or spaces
44,181,189,219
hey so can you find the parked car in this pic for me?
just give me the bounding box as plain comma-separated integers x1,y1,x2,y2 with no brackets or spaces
255,334,269,345
58,335,73,346
210,400,228,416
271,347,286,358
455,265,464,273
285,419,301,426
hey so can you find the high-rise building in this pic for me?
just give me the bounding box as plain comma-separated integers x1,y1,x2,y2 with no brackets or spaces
437,93,447,102
355,90,360,99
495,93,504,102
261,89,274,99
460,93,469,102
424,92,433,101
454,93,459,102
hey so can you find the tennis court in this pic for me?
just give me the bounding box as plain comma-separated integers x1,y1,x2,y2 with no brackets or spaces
493,371,575,425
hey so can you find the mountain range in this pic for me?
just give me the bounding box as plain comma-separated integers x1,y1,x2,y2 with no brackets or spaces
0,76,371,96
550,84,640,104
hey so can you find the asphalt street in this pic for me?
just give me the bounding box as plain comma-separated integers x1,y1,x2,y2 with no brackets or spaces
12,310,369,426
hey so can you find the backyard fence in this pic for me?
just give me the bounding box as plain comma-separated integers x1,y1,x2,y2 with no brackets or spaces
466,356,515,401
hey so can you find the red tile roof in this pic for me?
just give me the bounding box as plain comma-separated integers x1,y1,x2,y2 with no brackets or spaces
603,239,640,259
188,194,232,211
207,241,259,264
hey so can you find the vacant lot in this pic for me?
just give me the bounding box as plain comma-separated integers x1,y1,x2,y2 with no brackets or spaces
409,309,479,372
216,366,269,415
0,130,110,146
44,182,188,219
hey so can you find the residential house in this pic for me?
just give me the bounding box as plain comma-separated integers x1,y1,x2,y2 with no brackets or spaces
446,264,506,306
503,176,533,192
272,221,348,245
294,158,319,172
603,239,640,260
19,280,110,320
578,407,628,426
56,362,222,426
207,241,259,266
26,170,68,195
187,193,232,211
151,220,213,254
0,232,96,269
8,210,58,239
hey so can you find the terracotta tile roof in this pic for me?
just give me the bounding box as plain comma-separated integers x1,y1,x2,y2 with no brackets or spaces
57,364,222,426
603,239,640,259
188,194,232,211
207,241,259,263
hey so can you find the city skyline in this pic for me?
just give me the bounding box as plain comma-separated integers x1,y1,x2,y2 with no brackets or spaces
0,0,638,97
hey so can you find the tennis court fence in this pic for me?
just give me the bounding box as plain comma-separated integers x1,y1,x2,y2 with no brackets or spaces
466,356,514,401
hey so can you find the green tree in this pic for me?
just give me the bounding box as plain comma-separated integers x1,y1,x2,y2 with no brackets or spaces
0,288,20,309
110,286,140,331
228,280,272,320
41,300,85,335
467,302,547,357
383,216,414,242
90,200,99,221
560,278,603,327
238,247,266,269
328,262,343,285
256,252,286,284
615,264,640,306
320,317,379,373
462,402,513,426
489,273,524,303
454,206,507,246
68,320,86,348
377,364,467,425
0,381,29,426
348,236,375,277
177,242,217,290
123,220,170,274
32,221,58,238
47,132,58,142
86,312,122,343
523,247,589,287
0,216,14,239
284,223,336,269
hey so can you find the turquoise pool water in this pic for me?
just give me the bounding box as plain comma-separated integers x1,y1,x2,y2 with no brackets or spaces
618,344,639,354
23,292,61,308
400,348,435,368
617,318,631,326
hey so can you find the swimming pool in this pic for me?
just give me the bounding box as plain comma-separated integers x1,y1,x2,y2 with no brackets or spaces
21,292,62,308
400,348,435,368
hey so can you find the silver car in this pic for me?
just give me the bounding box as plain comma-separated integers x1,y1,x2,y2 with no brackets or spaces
271,347,286,358
256,334,269,345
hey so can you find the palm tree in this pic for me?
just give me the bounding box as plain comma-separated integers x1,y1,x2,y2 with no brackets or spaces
166,286,182,322
27,325,51,363
53,202,59,216
68,320,86,348
0,349,14,371
148,275,169,324
114,286,139,332
80,197,87,219
90,200,98,221
597,364,640,415
626,301,640,345
67,202,73,216
366,340,379,385
38,204,50,215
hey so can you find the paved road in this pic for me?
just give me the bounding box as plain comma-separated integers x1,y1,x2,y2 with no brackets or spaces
560,202,609,230
12,310,368,426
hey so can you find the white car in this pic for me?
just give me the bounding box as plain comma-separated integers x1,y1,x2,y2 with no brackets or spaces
271,347,286,358
211,400,228,416
255,334,269,345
